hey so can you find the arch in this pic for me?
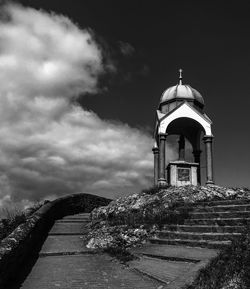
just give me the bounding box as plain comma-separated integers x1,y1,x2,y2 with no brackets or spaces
166,117,204,150
158,102,212,136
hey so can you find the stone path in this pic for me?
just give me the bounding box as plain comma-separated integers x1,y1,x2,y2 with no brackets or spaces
19,214,162,289
7,212,221,289
128,243,219,288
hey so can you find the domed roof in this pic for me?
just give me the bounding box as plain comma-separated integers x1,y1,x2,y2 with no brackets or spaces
160,70,204,106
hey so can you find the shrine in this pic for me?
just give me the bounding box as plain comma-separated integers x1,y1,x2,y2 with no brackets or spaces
153,70,214,187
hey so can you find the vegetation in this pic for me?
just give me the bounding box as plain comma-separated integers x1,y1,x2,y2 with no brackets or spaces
84,185,250,250
83,185,250,287
0,207,26,241
0,202,46,241
187,227,250,289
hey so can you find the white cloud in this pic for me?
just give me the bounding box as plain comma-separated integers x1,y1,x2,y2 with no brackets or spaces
0,4,174,212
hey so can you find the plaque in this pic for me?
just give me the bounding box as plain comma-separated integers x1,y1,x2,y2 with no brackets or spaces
178,168,190,181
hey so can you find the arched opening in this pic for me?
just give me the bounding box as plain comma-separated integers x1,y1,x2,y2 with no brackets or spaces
166,117,205,150
156,117,213,186
154,112,214,187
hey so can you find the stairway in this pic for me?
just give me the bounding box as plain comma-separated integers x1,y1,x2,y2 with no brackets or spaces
150,199,250,249
18,213,161,289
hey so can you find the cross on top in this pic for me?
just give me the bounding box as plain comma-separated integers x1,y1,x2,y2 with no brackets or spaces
179,68,183,84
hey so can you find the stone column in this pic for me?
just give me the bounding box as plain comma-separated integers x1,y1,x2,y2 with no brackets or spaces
152,146,159,187
158,133,167,186
203,135,214,185
193,149,202,184
178,135,185,160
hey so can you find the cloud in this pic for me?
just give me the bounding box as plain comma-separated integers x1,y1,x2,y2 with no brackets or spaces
0,3,103,98
118,41,135,56
0,3,171,212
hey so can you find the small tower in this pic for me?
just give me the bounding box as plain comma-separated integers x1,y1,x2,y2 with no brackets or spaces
153,70,214,187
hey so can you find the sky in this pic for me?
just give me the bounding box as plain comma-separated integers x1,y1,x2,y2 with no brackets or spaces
0,0,249,210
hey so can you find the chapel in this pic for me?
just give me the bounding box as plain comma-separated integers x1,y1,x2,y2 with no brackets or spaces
153,69,214,187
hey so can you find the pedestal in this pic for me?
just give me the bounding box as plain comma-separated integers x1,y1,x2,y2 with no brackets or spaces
167,161,199,187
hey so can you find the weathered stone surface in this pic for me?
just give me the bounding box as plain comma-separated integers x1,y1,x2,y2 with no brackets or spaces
129,255,194,285
19,215,161,289
20,254,160,289
129,243,219,288
0,194,111,288
49,221,87,235
130,243,219,261
39,235,92,256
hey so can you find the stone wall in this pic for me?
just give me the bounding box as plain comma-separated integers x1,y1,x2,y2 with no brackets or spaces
0,193,111,287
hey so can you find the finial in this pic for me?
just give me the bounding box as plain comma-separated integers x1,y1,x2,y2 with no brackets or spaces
178,68,183,85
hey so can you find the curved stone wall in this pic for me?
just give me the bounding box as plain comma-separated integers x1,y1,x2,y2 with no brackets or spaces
0,193,111,287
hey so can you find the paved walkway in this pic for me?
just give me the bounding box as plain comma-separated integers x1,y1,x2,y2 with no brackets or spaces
18,214,162,289
7,213,220,289
128,243,219,288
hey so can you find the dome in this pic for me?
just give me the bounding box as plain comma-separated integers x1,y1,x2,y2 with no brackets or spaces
160,84,204,106
159,69,205,108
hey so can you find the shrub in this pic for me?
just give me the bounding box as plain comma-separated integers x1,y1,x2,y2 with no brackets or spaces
84,185,250,253
90,185,250,227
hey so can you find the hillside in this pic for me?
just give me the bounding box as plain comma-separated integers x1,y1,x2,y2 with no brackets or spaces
84,185,250,289
85,185,249,249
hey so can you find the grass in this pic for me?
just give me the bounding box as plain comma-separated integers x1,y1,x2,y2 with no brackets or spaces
0,202,45,241
187,227,250,289
0,207,26,241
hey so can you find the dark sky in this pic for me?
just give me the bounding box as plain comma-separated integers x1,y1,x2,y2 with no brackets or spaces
17,0,250,187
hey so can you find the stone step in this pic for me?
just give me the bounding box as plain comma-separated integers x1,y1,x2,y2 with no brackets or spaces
156,230,241,241
62,213,90,219
66,213,90,217
59,218,90,222
49,222,86,235
185,218,250,226
189,211,250,219
22,254,160,289
129,255,194,286
149,237,231,249
191,199,250,207
130,243,219,262
49,233,83,236
39,235,92,255
56,220,88,223
61,218,90,222
192,204,250,213
56,213,90,223
163,224,245,233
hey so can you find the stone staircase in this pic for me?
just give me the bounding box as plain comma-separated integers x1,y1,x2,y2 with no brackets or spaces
150,199,250,249
19,213,160,289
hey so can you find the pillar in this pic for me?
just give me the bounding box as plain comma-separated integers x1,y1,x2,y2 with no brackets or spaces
158,133,167,186
193,149,202,184
203,135,214,185
178,135,185,160
152,146,159,186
